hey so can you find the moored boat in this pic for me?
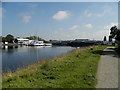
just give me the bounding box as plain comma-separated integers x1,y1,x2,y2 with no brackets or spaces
28,41,44,46
28,40,52,46
44,43,52,46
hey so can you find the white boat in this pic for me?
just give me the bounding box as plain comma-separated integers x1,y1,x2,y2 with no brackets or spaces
44,43,52,46
28,40,52,46
28,41,44,46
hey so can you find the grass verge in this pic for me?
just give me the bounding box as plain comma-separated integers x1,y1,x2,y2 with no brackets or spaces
2,45,107,88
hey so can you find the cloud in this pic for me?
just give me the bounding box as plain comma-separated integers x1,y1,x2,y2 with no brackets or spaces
22,15,31,24
83,6,112,18
93,30,109,40
0,7,5,18
69,25,79,30
52,11,70,21
48,23,118,41
93,22,118,40
84,24,93,29
104,22,118,30
96,9,111,17
84,10,93,17
30,4,38,8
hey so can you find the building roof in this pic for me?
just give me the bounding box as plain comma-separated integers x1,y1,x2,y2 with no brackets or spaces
17,38,29,41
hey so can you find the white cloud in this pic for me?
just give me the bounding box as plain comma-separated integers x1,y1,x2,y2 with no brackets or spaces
93,30,109,40
48,28,110,41
84,24,93,29
0,7,5,18
104,22,118,30
96,9,111,17
69,25,79,30
84,10,93,17
30,4,38,8
47,23,118,40
83,6,112,18
22,15,31,24
52,11,70,21
92,22,118,40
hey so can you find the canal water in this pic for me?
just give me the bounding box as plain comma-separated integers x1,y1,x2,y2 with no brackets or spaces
1,46,75,73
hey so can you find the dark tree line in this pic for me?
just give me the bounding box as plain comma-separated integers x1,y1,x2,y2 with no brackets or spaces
26,36,46,41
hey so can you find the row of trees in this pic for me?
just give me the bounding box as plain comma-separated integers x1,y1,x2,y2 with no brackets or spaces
1,34,46,43
26,36,46,41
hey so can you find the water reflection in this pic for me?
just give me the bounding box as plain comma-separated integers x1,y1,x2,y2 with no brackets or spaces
2,46,18,54
2,45,75,73
2,45,18,50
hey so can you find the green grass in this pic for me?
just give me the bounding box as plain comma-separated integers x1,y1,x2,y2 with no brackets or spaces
2,45,107,88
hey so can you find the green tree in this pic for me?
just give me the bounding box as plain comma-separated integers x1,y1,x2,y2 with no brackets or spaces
110,26,120,40
109,25,120,46
2,37,6,43
14,38,18,43
109,36,112,42
103,36,107,41
26,36,46,41
5,34,14,43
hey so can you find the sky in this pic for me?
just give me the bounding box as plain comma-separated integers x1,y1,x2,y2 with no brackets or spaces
1,2,118,40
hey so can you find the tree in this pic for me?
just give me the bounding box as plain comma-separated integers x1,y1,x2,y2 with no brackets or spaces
0,36,2,42
110,26,120,40
103,36,107,41
109,36,112,42
109,25,120,45
2,37,7,43
5,34,14,43
14,38,18,43
26,36,46,41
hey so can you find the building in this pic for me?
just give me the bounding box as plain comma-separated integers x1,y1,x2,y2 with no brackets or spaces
74,39,89,42
17,38,30,45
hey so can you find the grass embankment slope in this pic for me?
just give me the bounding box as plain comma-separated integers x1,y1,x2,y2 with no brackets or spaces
2,45,107,88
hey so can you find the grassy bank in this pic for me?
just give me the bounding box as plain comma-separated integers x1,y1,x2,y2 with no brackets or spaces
2,45,107,88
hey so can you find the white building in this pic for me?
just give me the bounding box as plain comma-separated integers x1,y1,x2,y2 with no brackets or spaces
5,42,8,44
17,38,30,45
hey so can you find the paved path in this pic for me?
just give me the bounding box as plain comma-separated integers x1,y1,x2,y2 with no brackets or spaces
96,46,118,88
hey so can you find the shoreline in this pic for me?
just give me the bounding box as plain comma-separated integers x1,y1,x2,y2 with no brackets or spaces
2,45,107,88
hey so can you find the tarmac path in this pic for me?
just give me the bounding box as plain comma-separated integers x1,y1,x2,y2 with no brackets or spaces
96,46,118,88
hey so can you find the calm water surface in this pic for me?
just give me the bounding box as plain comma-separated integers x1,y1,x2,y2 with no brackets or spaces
1,46,75,73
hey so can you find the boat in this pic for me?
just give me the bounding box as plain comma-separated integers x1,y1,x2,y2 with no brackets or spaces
28,40,52,46
28,41,44,46
44,43,52,46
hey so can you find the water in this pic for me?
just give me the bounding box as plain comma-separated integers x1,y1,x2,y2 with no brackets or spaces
1,45,75,73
